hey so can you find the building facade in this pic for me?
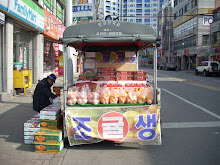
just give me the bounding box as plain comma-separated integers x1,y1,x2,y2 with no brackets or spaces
210,7,220,62
0,0,77,100
173,0,215,70
158,4,174,64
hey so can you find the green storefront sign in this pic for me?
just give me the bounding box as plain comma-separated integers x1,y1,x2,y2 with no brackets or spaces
73,16,93,21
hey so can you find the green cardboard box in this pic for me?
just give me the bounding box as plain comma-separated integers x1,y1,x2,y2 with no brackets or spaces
40,115,63,130
34,129,62,143
34,140,63,154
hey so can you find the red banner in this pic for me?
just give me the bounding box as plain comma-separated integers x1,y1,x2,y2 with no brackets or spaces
54,43,59,76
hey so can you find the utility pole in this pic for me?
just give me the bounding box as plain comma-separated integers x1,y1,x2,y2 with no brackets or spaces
66,0,73,84
93,0,100,21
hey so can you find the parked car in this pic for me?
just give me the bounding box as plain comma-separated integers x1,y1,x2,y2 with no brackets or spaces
195,61,220,76
158,63,165,70
164,63,177,71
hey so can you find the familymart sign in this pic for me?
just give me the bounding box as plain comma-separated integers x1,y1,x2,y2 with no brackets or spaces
0,0,44,31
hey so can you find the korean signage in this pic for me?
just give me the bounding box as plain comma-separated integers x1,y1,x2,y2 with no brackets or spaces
0,0,44,31
54,43,59,76
72,3,93,22
173,9,196,28
65,105,161,146
0,11,5,25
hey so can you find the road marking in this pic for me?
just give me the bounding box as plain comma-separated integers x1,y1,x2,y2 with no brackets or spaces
162,121,220,128
148,71,220,92
163,88,220,120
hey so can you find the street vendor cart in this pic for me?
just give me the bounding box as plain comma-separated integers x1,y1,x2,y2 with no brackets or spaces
61,21,161,146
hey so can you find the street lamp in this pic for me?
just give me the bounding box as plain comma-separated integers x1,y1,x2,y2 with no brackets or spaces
181,42,184,70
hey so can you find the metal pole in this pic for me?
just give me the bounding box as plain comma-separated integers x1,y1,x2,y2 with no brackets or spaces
66,0,73,84
153,44,157,104
63,44,68,111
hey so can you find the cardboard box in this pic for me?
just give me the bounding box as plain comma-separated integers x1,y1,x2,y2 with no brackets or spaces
24,139,34,144
117,76,133,81
40,115,63,130
97,71,116,76
24,135,34,140
133,71,146,75
116,71,134,76
40,107,61,116
34,129,62,143
24,127,40,132
24,119,40,128
133,76,147,81
34,141,63,154
97,68,115,71
24,131,36,136
97,76,116,81
40,113,61,120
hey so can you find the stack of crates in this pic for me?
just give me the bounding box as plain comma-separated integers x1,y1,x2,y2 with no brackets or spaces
24,114,40,144
34,104,64,153
34,129,63,154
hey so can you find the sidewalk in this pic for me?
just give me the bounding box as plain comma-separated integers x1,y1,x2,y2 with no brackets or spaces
0,93,67,165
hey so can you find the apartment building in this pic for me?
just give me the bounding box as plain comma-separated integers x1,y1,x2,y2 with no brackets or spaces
173,0,215,70
99,0,164,32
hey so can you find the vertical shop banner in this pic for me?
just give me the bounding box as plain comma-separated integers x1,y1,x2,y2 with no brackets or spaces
65,105,161,146
44,9,59,40
54,43,59,76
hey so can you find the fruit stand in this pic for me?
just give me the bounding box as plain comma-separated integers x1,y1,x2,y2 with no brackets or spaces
61,21,161,146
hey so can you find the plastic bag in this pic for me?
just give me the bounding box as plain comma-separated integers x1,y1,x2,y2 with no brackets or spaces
126,89,137,104
67,87,78,105
137,87,147,103
77,85,88,105
100,87,110,104
109,88,119,104
118,88,127,104
145,86,154,104
89,84,101,105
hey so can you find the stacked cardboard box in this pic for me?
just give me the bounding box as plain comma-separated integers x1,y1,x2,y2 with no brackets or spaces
24,114,40,144
116,71,147,81
97,68,116,81
34,129,63,153
40,105,61,120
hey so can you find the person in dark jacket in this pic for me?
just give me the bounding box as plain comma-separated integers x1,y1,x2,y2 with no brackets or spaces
33,74,57,112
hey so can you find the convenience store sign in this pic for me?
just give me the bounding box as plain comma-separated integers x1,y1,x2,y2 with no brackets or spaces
65,105,161,146
0,0,44,31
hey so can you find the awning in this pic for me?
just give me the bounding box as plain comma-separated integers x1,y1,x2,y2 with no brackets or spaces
62,21,157,52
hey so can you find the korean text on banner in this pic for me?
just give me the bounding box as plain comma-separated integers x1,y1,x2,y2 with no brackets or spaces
65,105,161,146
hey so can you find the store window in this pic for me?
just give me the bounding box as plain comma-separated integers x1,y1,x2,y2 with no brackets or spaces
13,25,30,70
202,35,210,45
184,3,190,13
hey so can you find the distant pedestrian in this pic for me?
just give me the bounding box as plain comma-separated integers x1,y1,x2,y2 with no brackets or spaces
33,74,57,112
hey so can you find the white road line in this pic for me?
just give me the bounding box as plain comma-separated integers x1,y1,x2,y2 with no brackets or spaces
162,88,220,120
162,121,220,128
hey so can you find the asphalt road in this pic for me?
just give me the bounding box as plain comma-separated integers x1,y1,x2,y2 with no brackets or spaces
61,68,220,165
0,68,219,165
